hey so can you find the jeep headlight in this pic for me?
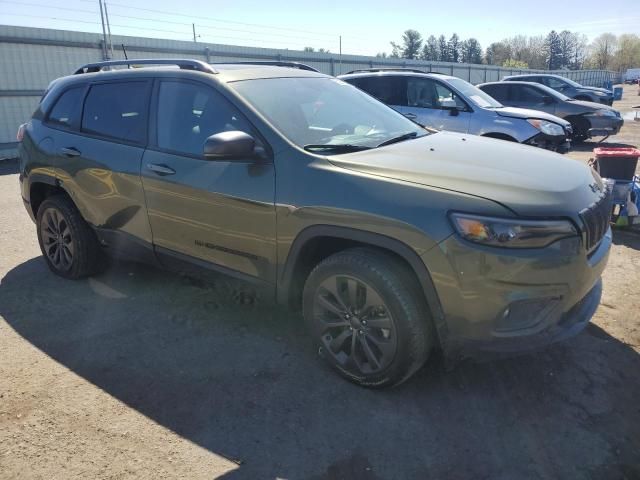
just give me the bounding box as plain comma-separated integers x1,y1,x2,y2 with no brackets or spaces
450,213,577,248
527,119,565,136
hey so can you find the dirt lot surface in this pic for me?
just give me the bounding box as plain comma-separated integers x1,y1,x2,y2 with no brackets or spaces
1,85,639,480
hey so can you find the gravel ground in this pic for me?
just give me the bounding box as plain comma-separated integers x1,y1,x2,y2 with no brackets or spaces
0,85,639,480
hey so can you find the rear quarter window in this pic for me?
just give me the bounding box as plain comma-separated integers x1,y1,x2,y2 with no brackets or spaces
47,86,85,128
81,82,149,144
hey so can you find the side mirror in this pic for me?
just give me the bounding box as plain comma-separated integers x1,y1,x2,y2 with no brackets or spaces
543,95,554,105
441,98,460,116
203,131,256,160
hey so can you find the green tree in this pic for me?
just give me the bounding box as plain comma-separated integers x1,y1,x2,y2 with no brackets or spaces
485,42,511,65
421,35,439,61
571,33,588,70
589,33,617,69
613,34,640,71
503,58,529,68
448,33,461,62
461,38,483,64
438,35,449,61
544,30,562,69
558,30,575,69
391,29,423,59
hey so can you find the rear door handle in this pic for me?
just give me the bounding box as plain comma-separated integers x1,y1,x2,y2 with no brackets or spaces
146,163,176,176
60,147,81,157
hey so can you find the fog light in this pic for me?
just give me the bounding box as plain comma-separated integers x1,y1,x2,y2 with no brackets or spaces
494,297,563,334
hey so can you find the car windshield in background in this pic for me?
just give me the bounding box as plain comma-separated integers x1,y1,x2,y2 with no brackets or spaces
447,78,503,108
560,77,582,88
534,83,573,101
230,77,427,152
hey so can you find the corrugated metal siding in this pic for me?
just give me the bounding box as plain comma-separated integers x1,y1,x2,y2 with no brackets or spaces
0,24,621,157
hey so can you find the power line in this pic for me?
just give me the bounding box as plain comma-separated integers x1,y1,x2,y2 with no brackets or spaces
0,12,349,51
0,1,350,49
75,0,371,43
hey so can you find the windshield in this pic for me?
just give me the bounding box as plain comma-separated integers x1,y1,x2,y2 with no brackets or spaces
230,77,427,152
534,82,572,101
559,76,582,88
447,78,503,108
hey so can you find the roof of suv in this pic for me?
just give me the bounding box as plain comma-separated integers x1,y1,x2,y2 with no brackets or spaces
59,59,328,86
503,74,565,80
479,81,566,95
338,70,457,81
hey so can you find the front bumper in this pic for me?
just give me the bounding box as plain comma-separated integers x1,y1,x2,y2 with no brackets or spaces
586,116,623,136
525,131,570,153
422,227,611,357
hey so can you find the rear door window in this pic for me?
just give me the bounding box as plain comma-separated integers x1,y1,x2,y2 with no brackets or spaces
351,76,407,106
47,86,85,128
406,77,438,109
81,82,150,144
480,84,508,102
512,84,547,103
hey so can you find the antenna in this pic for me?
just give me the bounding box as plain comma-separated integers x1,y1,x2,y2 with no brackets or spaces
121,44,128,61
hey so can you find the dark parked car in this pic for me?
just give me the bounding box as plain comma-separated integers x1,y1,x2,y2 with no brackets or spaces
478,81,623,141
339,69,572,152
502,74,614,106
18,59,611,387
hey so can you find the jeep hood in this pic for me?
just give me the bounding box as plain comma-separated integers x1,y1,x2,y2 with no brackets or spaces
494,106,570,127
329,131,599,216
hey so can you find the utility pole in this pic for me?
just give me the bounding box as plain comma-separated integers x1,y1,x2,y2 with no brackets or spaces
98,0,110,60
104,1,114,58
339,35,342,75
193,23,197,43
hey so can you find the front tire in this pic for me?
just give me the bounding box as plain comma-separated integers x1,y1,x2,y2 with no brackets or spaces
567,116,590,143
302,248,434,388
37,195,105,279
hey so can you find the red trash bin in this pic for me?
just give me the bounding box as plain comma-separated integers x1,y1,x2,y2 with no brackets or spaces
593,147,640,181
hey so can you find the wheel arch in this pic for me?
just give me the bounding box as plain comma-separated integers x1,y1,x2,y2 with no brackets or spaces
28,175,72,219
278,225,446,344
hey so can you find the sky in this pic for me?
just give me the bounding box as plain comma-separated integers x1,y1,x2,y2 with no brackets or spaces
1,0,639,56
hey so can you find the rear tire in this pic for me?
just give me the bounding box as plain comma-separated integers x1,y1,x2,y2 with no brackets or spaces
36,195,105,279
302,248,433,388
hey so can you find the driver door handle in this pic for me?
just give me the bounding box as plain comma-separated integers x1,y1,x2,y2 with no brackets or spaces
404,113,417,120
147,163,176,176
60,147,81,157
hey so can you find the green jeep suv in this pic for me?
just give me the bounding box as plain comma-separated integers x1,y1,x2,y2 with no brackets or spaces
18,59,611,387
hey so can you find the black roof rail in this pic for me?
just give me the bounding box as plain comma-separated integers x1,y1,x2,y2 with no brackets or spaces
214,61,319,72
343,68,431,75
73,59,217,75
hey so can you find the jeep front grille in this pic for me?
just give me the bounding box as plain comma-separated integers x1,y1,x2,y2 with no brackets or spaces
579,190,612,252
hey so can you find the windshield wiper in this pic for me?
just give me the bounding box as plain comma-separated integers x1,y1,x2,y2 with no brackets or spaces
303,144,372,153
377,131,418,147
